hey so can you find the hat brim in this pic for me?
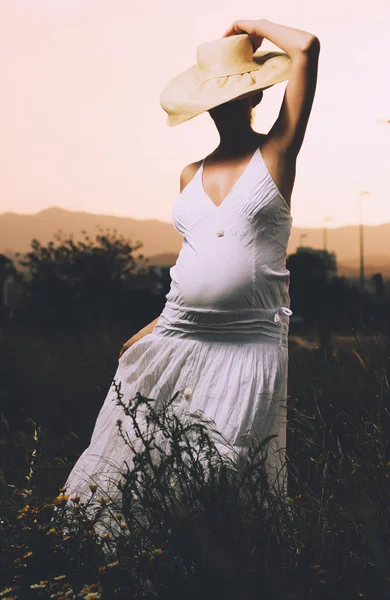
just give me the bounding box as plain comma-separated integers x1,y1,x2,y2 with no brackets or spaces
160,50,292,127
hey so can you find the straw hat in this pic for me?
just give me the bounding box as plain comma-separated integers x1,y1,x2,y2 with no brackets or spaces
160,33,292,127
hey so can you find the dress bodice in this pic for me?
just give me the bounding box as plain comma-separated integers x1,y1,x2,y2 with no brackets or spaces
165,147,293,312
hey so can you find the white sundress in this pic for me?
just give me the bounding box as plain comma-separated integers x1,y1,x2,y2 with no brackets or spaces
60,145,294,532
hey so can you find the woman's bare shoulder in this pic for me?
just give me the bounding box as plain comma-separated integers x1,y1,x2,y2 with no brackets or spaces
180,160,203,193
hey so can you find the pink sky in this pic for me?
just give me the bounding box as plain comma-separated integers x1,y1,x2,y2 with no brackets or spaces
0,0,389,228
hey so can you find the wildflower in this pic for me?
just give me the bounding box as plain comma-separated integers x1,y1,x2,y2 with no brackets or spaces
70,496,80,504
58,487,67,493
106,561,119,568
84,594,101,600
18,505,30,514
0,587,19,597
310,564,320,569
30,583,46,589
97,497,109,505
53,575,67,581
53,494,69,505
114,513,123,521
98,566,106,573
46,528,57,535
39,581,49,585
120,522,127,529
102,533,111,539
63,535,71,541
152,548,166,557
183,387,193,400
88,484,98,493
23,551,33,558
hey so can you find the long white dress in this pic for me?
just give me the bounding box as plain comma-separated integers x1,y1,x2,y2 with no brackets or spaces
60,146,293,530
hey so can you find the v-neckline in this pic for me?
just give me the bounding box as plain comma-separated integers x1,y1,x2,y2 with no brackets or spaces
200,146,259,210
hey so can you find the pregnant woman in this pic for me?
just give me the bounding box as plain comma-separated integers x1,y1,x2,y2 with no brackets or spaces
60,20,320,531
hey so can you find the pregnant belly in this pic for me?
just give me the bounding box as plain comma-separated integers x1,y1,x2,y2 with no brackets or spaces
167,243,254,310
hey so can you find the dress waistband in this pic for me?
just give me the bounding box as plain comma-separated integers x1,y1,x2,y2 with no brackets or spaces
153,301,293,347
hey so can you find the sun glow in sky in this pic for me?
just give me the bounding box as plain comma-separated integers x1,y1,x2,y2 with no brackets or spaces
0,0,389,228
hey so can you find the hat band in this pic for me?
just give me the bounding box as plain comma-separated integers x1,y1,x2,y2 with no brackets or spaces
199,63,259,84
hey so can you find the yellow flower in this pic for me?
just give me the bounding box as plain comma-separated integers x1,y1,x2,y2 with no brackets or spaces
106,561,119,568
23,551,33,558
30,583,46,589
120,522,127,529
88,484,98,493
53,494,69,505
84,593,101,599
0,587,19,597
70,496,80,504
102,533,111,539
53,575,67,581
97,497,109,505
58,487,67,493
46,528,57,535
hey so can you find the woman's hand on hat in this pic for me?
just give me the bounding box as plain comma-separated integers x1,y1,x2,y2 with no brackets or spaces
221,20,265,51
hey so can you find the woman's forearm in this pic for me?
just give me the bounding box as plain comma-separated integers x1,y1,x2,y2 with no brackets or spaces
255,19,318,58
138,315,160,336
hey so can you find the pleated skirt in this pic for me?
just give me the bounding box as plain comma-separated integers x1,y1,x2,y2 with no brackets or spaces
60,301,292,537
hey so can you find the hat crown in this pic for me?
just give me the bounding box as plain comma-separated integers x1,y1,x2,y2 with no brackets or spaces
197,34,254,80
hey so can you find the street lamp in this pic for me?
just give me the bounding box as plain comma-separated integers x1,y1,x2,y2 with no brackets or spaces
323,216,332,251
299,232,308,247
359,191,369,295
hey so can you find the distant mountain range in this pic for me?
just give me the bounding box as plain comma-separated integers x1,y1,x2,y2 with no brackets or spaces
1,206,390,277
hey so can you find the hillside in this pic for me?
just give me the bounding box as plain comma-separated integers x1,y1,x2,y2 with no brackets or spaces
1,206,390,277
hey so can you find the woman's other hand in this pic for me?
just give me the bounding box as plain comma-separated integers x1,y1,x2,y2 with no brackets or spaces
118,315,161,360
118,332,144,360
221,19,265,51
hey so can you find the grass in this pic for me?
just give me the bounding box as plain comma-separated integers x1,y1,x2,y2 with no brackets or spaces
0,324,389,599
